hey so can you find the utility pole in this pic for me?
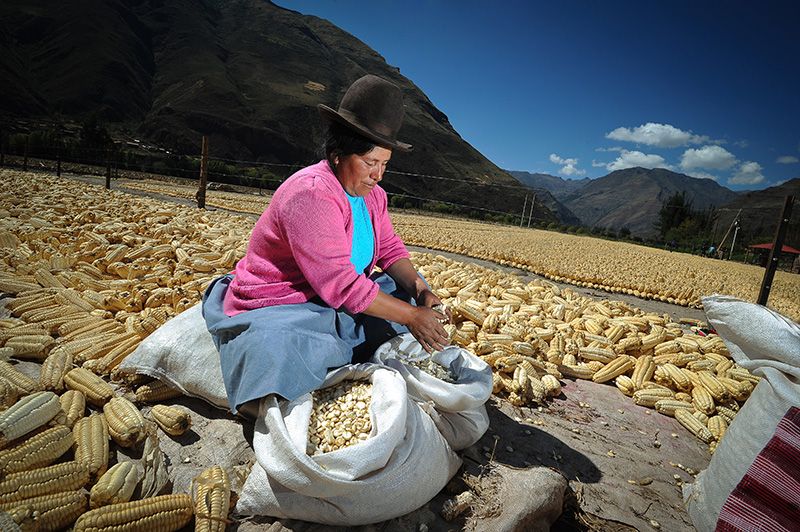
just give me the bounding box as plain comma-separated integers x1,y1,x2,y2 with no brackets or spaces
196,135,209,209
757,195,795,305
527,193,536,228
519,195,528,228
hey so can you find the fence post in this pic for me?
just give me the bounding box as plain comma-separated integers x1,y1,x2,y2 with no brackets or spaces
105,149,111,189
196,135,208,209
527,193,536,228
23,136,29,171
757,195,795,306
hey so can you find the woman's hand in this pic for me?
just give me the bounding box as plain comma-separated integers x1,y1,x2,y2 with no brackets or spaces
416,289,453,323
407,305,451,353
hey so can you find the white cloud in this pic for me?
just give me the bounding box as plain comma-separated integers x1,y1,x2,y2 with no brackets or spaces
685,170,719,182
606,150,671,171
595,146,624,152
734,139,749,148
776,155,799,164
774,179,788,186
606,122,712,148
729,161,765,185
680,145,737,170
549,153,586,176
591,159,607,168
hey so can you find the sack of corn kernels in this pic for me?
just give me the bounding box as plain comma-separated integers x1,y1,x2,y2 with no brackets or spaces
118,304,229,409
235,363,461,525
372,332,493,450
684,295,800,532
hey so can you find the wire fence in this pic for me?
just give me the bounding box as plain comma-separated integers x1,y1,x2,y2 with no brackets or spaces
0,136,797,271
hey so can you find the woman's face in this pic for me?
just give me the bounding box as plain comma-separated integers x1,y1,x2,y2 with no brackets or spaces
335,146,392,197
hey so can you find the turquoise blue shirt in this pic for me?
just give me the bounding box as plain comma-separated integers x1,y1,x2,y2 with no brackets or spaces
346,193,375,274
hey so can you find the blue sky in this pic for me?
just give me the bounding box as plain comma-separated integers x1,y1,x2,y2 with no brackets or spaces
276,1,799,191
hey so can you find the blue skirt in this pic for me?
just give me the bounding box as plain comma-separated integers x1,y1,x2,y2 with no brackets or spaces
202,273,413,414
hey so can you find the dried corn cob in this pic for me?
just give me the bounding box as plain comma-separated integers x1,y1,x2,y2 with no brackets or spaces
675,409,714,444
1,490,86,531
194,465,231,532
615,375,635,396
0,462,90,504
0,425,73,476
541,374,561,397
578,346,615,364
59,389,86,429
716,406,737,424
0,379,21,409
697,371,729,402
693,410,709,425
727,366,761,386
674,391,692,403
654,399,694,417
134,380,182,403
150,405,192,437
73,414,110,479
4,335,54,361
0,363,37,395
558,364,597,380
707,415,728,441
592,355,634,384
632,388,675,408
691,386,716,415
103,397,146,448
64,368,115,406
73,493,193,532
717,376,753,401
441,490,474,522
631,355,655,390
89,461,140,508
39,349,73,392
661,363,692,392
0,391,60,448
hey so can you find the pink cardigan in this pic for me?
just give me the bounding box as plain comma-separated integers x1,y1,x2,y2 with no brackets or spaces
223,160,410,316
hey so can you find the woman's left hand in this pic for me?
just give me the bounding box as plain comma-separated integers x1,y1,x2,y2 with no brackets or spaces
416,289,453,324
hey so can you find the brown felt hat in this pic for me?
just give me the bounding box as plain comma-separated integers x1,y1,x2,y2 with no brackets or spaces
318,74,412,152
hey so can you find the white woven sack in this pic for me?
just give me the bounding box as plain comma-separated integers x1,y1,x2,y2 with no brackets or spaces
117,303,229,409
372,333,492,450
236,363,462,525
684,295,800,531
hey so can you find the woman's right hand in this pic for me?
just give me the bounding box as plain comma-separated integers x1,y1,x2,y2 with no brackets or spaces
407,306,450,353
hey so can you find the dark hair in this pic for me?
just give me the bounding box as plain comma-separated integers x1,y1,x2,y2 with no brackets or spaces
323,122,376,172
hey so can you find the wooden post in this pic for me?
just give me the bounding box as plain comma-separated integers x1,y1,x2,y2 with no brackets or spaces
105,149,111,189
527,193,536,228
23,136,29,171
757,195,795,306
196,135,208,209
519,195,528,227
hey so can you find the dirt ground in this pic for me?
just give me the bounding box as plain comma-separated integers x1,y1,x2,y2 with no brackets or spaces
3,173,714,530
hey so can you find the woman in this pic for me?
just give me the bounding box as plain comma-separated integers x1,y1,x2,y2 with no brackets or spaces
202,74,451,416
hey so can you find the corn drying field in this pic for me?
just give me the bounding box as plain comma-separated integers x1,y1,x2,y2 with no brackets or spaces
0,169,781,528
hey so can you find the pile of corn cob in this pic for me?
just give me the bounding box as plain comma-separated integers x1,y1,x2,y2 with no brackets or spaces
0,362,229,530
394,214,800,323
119,178,271,215
414,252,760,452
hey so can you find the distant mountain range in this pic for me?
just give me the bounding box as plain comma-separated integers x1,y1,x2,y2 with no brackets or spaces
510,167,748,238
508,170,591,200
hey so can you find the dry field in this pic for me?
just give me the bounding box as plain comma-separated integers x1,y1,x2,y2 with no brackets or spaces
0,169,772,529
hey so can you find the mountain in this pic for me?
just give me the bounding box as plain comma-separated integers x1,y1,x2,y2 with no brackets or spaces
0,0,564,224
508,170,591,200
561,167,740,237
714,178,800,248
